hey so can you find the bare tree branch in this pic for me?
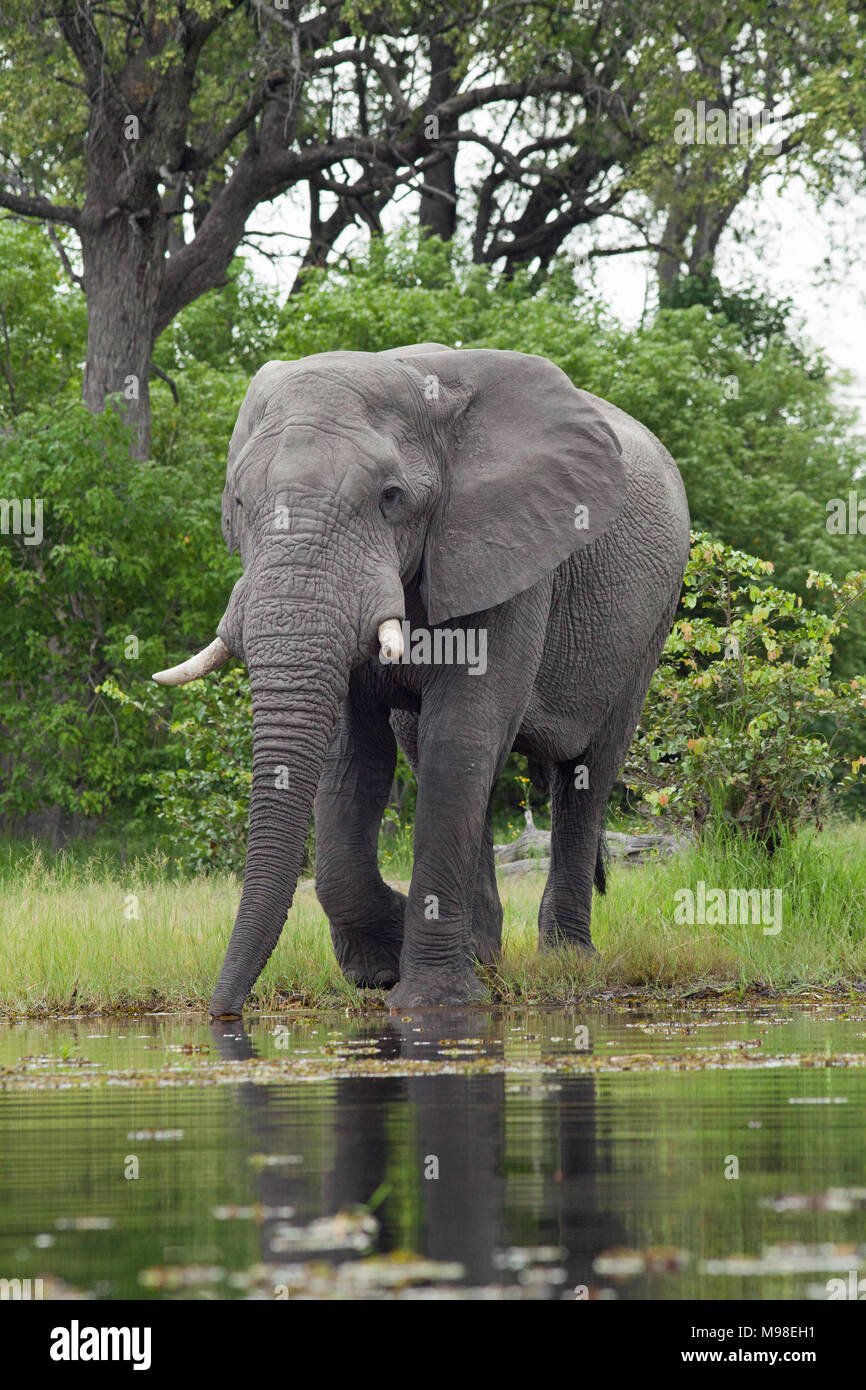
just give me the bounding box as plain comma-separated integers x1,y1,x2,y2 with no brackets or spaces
0,184,81,227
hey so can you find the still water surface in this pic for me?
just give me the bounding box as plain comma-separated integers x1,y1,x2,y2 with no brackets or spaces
1,1003,865,1300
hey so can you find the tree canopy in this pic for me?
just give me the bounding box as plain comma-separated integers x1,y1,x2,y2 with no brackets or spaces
3,2,866,448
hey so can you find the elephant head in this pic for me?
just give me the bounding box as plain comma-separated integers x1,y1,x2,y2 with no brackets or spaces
153,345,626,1017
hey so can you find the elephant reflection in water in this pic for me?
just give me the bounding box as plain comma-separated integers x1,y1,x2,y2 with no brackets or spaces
210,1015,621,1294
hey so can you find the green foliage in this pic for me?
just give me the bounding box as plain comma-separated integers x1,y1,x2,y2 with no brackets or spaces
0,223,86,422
0,397,238,818
280,230,512,354
657,273,817,366
101,669,252,874
154,260,281,377
4,222,866,843
624,535,866,843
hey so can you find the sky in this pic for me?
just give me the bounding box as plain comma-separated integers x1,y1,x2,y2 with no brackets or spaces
593,174,866,422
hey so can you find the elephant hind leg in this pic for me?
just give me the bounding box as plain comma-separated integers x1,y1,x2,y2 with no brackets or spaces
471,798,503,965
539,613,675,950
315,695,405,989
537,756,600,950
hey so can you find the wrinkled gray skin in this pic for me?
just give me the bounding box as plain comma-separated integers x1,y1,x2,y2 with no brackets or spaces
198,344,689,1017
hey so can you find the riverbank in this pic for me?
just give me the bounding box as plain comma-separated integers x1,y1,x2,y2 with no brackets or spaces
2,824,864,1017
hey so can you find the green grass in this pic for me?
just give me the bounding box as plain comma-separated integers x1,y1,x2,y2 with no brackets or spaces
1,823,865,1016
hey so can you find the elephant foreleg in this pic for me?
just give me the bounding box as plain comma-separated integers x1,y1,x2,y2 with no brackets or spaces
314,688,406,989
391,709,502,966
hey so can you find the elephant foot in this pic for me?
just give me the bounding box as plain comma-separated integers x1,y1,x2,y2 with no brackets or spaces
386,967,485,1009
471,930,502,967
340,954,401,990
330,888,406,990
333,929,403,990
539,931,599,957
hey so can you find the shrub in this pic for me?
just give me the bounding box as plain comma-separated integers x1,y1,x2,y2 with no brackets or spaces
623,534,866,843
0,398,238,820
101,670,251,874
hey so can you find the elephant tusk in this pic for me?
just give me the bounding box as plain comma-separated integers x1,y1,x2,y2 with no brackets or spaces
378,619,404,663
152,636,232,686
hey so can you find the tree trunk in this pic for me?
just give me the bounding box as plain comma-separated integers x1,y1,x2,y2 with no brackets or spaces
418,40,458,241
80,205,166,460
656,198,691,305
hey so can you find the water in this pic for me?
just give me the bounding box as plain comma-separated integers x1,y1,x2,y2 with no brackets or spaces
1,1003,865,1300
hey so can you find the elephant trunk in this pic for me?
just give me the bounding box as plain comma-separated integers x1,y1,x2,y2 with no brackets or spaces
207,606,354,1019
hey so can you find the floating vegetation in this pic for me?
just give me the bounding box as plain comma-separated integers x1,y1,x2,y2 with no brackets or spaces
2,1037,866,1091
127,1129,184,1141
140,1264,225,1290
55,1217,114,1232
225,1252,569,1300
13,1275,98,1300
702,1243,866,1277
248,1154,303,1170
213,1204,295,1222
266,1211,379,1255
788,1095,848,1104
593,1247,690,1279
760,1190,866,1214
492,1246,567,1270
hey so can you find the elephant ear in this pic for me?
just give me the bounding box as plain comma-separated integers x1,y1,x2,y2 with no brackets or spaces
221,360,293,554
407,349,627,625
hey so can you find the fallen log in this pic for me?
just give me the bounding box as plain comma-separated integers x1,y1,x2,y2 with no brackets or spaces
605,830,691,861
494,811,690,868
496,856,551,876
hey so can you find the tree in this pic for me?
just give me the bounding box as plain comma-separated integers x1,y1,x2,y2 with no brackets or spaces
4,2,865,456
636,1,866,301
3,1,659,452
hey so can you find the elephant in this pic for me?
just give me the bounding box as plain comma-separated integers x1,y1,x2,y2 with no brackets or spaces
153,344,690,1017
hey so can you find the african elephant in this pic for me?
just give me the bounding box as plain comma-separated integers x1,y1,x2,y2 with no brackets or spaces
153,344,690,1017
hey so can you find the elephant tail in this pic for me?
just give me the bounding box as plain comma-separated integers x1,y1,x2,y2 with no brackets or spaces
594,828,609,895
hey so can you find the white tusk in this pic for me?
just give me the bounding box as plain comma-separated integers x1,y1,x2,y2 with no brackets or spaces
152,636,232,686
378,618,404,663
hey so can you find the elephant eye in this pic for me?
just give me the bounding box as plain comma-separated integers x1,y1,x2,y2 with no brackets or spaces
379,485,404,515
235,496,243,507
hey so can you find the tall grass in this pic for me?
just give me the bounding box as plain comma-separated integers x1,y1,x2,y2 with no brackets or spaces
495,820,866,1001
1,824,864,1016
